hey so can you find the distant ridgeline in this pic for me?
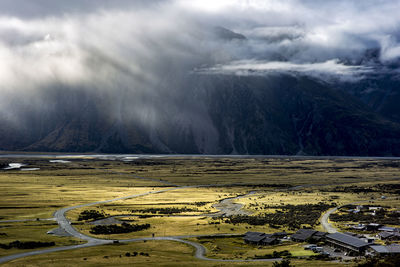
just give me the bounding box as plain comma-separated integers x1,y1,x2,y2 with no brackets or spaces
1,74,400,156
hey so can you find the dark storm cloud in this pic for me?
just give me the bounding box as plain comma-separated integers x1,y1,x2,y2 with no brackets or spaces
1,0,400,140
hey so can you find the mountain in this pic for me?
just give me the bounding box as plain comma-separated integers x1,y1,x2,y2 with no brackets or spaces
1,73,400,156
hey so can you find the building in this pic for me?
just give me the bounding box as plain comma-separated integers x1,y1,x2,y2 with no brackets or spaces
291,229,326,242
290,229,317,242
378,231,400,241
366,223,382,231
370,244,400,256
244,232,267,245
243,232,279,246
312,231,328,242
352,224,366,231
378,226,398,232
325,232,370,255
272,231,287,238
261,237,279,245
369,207,382,211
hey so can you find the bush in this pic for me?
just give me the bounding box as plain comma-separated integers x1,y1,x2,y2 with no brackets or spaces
78,210,107,221
0,240,55,249
358,255,400,267
226,203,333,228
254,250,292,259
273,259,295,267
131,207,197,214
90,223,151,235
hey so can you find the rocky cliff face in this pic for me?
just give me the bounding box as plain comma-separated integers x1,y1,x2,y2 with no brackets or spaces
1,73,400,156
205,74,400,156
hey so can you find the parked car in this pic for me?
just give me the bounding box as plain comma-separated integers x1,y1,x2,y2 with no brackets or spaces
304,244,317,250
312,247,324,252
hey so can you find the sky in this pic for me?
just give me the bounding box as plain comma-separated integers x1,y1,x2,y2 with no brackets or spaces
0,0,399,135
0,0,399,88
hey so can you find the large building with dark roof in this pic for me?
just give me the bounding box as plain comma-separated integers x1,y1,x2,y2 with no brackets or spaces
325,232,370,255
290,229,317,242
243,232,279,246
370,244,400,255
290,229,326,242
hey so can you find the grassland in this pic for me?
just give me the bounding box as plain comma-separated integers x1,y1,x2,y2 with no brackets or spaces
109,157,400,186
1,156,400,266
0,220,83,257
0,240,351,267
190,237,318,259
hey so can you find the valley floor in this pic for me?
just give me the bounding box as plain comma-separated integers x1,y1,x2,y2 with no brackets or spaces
1,155,400,266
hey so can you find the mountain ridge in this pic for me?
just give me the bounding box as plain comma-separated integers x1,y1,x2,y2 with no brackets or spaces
1,73,400,156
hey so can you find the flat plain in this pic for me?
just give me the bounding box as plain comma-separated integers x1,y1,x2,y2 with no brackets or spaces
1,155,400,266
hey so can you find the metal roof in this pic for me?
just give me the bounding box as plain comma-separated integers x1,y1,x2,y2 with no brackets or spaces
326,233,369,248
245,231,264,237
244,232,266,242
370,245,388,253
387,244,400,253
291,229,317,241
314,231,327,237
378,226,396,232
379,232,394,238
371,244,400,254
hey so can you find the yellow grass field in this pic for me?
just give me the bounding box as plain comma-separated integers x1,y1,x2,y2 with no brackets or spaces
1,240,353,267
1,156,399,266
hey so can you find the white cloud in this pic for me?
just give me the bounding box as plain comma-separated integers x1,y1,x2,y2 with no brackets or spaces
0,0,399,130
194,59,373,81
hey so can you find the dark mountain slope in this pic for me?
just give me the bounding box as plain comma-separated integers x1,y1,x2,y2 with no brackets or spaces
206,74,400,156
1,74,400,156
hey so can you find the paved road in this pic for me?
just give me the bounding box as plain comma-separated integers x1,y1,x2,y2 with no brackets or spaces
0,234,282,264
0,242,110,264
7,162,356,265
321,201,370,233
1,180,277,264
320,197,396,233
52,186,196,243
320,206,340,233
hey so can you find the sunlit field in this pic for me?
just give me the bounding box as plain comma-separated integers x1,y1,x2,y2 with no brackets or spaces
1,156,400,266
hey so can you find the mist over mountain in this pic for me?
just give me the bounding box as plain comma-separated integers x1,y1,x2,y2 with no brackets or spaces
0,0,400,155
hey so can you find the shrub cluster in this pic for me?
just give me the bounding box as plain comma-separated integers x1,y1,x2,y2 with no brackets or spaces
330,208,400,225
78,210,107,221
358,255,400,267
226,202,333,229
0,240,55,249
90,222,150,235
254,250,292,259
131,207,196,214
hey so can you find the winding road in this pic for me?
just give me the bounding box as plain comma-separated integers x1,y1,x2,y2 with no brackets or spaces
320,198,396,233
321,206,340,233
0,173,281,265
